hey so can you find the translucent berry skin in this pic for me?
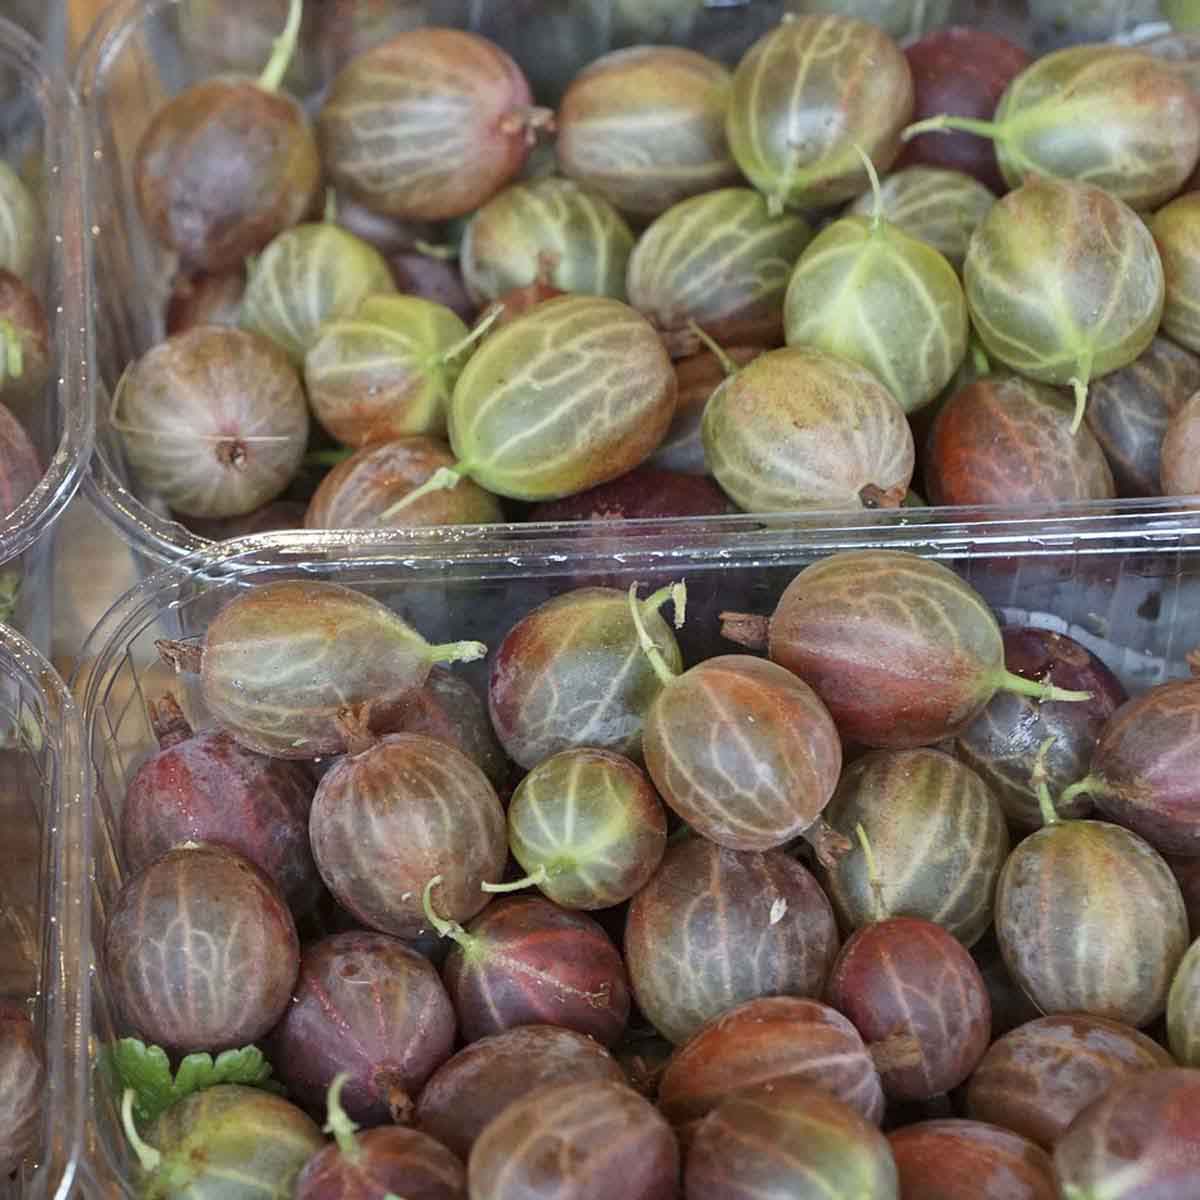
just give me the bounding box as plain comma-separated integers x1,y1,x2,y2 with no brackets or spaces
1089,678,1200,856
318,29,538,222
925,375,1115,507
995,820,1188,1027
104,845,299,1057
120,714,320,914
760,550,1027,748
309,734,507,939
624,837,839,1045
135,79,321,273
954,628,1127,831
197,579,460,759
139,1085,324,1200
888,1119,1055,1200
415,1025,624,1160
725,15,914,213
295,1125,466,1200
686,1078,899,1200
658,996,886,1135
643,655,842,851
442,895,631,1047
488,586,682,770
269,931,457,1126
826,917,992,1102
967,1014,1172,1149
467,1080,678,1200
1053,1069,1200,1200
819,748,1009,947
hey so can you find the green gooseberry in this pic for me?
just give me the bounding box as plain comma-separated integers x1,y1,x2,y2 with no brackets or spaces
121,1085,324,1200
963,175,1164,433
626,188,813,353
0,163,39,284
1165,0,1200,29
482,747,668,910
700,335,915,513
459,177,634,307
783,153,969,414
782,0,952,41
902,45,1200,213
1152,192,1200,356
556,46,739,219
304,294,496,448
240,215,396,363
847,166,994,273
377,294,676,507
725,13,914,216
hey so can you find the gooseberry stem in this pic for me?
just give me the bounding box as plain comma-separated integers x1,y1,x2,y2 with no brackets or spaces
375,466,467,520
427,638,488,667
481,865,548,894
258,0,303,93
156,638,204,674
687,321,739,379
851,144,884,232
323,187,337,225
415,241,458,262
1068,365,1091,435
643,580,687,630
802,817,852,870
422,876,475,951
121,1088,162,1174
971,342,991,376
323,1073,361,1161
627,582,678,688
305,448,354,468
855,822,887,924
995,670,1092,705
719,611,770,650
440,306,502,364
901,114,1004,144
1058,774,1109,811
148,694,194,750
0,320,23,383
1031,737,1060,827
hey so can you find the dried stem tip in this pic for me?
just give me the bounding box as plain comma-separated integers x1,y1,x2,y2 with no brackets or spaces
156,639,204,675
148,693,194,749
719,612,770,650
803,817,853,871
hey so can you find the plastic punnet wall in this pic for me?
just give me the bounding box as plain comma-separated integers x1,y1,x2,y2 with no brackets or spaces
73,0,1196,574
77,510,1200,1193
0,622,90,1200
0,18,94,653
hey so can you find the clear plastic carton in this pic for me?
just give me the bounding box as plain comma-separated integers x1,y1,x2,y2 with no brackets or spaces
77,509,1199,1192
74,0,1188,576
0,622,91,1200
0,19,94,653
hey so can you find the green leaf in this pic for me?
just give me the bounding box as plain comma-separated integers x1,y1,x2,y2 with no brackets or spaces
102,1038,283,1127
